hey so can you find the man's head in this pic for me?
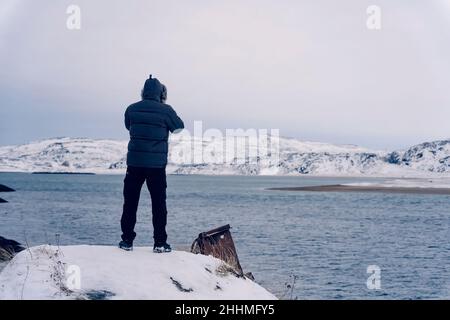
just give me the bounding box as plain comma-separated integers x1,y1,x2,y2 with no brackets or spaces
141,74,167,103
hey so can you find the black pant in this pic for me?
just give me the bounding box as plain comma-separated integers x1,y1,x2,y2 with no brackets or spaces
121,166,168,244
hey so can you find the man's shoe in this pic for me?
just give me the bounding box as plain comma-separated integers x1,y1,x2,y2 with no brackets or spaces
119,240,133,251
153,243,171,253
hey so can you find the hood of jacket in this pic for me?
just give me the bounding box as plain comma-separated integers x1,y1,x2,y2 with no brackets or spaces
142,76,163,101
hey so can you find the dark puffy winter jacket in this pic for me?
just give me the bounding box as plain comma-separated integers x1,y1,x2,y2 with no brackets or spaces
125,77,184,168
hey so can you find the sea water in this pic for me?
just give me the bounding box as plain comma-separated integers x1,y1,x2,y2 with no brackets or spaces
0,172,449,299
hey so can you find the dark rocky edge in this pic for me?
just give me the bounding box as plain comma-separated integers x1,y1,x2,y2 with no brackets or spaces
0,236,25,261
0,184,15,192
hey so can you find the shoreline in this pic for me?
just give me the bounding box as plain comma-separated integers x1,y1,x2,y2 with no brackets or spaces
1,170,450,179
267,184,450,195
32,172,96,175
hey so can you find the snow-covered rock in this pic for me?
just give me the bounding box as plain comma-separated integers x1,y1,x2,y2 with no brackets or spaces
0,138,126,174
389,140,450,173
0,245,276,300
0,137,449,176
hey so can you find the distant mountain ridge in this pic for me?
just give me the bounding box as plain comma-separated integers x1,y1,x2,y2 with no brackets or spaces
0,137,449,176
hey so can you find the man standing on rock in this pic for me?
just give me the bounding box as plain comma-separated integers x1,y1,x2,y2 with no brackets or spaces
119,75,184,253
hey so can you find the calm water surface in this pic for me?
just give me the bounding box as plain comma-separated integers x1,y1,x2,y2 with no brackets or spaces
0,173,449,299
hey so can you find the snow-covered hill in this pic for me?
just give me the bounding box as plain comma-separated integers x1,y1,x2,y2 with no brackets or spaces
0,138,126,174
0,137,449,176
0,245,276,300
386,140,450,173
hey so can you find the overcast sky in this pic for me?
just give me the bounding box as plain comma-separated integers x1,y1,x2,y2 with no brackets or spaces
0,0,449,149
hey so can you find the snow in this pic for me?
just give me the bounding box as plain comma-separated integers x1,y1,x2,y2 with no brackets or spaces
0,245,276,300
0,137,449,177
0,138,126,174
279,136,371,154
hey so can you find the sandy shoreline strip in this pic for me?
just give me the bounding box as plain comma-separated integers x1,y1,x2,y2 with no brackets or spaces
267,184,450,195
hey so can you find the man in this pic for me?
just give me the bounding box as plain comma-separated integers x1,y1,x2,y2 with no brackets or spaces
119,75,184,253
